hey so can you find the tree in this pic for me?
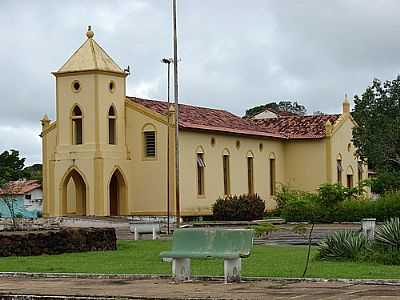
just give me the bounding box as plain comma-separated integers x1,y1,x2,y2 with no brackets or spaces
24,164,42,183
352,77,400,172
0,150,27,228
0,150,27,185
244,101,307,118
0,182,20,229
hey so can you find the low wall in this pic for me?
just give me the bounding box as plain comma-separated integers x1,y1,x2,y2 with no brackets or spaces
0,227,116,257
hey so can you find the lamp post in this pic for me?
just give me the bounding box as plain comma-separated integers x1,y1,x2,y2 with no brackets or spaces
172,0,181,228
161,57,173,234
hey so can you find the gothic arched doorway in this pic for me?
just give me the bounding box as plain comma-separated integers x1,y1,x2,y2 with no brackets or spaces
109,169,126,216
61,168,87,216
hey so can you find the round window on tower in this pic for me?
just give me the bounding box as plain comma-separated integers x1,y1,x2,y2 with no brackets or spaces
109,81,115,93
72,80,81,93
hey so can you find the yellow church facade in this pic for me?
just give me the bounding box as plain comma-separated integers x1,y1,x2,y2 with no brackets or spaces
41,29,366,217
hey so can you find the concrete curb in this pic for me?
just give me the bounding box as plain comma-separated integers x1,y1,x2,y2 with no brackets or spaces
1,271,400,286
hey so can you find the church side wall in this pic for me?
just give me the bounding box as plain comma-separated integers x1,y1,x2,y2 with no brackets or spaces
125,106,169,215
179,131,285,214
331,117,367,185
42,125,57,217
283,139,327,192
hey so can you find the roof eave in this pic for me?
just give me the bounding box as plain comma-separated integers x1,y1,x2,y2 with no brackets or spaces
52,69,127,77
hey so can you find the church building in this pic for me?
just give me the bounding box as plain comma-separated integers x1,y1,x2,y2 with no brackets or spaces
41,28,366,217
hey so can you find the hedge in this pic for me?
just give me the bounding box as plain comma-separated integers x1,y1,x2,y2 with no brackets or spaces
280,189,400,223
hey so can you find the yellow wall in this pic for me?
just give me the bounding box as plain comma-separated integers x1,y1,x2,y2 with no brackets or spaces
283,139,327,192
179,131,285,214
330,115,367,186
124,102,170,215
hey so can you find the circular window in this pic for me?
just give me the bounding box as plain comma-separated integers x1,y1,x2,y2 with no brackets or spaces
109,81,115,93
236,140,241,149
72,80,81,92
211,137,216,147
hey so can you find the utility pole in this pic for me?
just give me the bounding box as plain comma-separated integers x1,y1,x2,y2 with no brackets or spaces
161,58,173,234
172,0,181,228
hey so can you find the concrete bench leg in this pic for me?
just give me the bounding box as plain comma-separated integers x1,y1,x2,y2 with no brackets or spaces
172,258,191,281
134,229,140,241
152,227,158,240
224,258,241,283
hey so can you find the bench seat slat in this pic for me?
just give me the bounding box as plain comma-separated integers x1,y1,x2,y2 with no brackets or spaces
160,251,250,259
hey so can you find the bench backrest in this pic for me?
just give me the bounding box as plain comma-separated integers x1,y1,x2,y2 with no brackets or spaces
171,228,254,257
130,223,161,234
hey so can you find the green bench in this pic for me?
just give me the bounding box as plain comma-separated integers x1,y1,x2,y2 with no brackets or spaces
160,228,254,283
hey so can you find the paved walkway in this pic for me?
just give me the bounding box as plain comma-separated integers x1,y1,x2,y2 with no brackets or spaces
1,277,400,299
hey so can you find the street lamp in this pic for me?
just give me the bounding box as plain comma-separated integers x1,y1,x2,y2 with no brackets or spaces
161,57,173,234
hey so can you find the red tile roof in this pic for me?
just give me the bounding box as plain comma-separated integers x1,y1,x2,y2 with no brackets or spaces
0,180,41,195
129,97,284,139
128,97,340,140
253,114,341,139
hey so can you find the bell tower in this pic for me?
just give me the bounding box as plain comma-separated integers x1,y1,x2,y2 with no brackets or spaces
51,27,129,216
53,26,128,153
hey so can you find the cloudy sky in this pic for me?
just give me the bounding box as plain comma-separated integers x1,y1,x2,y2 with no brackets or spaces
1,0,400,165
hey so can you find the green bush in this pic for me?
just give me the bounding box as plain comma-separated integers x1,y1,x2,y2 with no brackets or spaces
212,194,265,221
248,223,278,238
318,230,370,260
277,184,400,223
375,218,400,249
317,183,357,207
371,171,400,194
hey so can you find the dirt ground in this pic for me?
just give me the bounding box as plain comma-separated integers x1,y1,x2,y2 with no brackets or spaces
1,277,400,299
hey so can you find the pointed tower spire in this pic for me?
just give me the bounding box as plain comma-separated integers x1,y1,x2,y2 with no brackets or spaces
86,25,94,39
342,93,350,114
54,26,124,75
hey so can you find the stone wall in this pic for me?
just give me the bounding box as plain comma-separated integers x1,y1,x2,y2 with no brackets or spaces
0,227,116,257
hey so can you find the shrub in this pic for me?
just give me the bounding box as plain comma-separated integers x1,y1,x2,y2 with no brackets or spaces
212,194,265,221
375,218,400,249
248,223,278,238
275,185,302,209
371,171,400,194
318,230,370,260
317,183,358,207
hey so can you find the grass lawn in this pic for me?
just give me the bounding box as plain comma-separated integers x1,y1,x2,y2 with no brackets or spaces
0,240,399,279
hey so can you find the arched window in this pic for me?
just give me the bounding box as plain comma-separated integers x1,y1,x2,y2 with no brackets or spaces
72,106,83,145
143,124,157,158
108,106,116,145
222,149,230,196
347,166,354,188
337,154,343,185
247,151,255,195
269,153,276,196
196,147,205,196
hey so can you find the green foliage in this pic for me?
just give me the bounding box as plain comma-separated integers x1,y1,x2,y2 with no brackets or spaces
318,230,370,260
290,224,308,236
375,218,400,249
0,150,27,186
317,183,358,207
248,223,278,238
370,171,400,194
352,77,400,172
212,194,265,221
277,183,400,223
275,185,305,209
280,193,320,223
319,218,400,265
244,101,307,118
24,164,43,183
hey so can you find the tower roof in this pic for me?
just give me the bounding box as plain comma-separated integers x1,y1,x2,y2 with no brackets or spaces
56,26,124,75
